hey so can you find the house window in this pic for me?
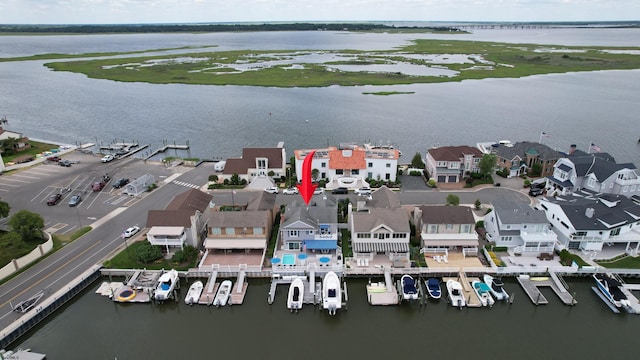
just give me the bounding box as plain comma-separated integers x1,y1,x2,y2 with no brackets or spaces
253,227,263,235
368,162,373,168
392,233,406,239
307,230,314,235
225,227,235,235
288,242,300,250
319,225,330,235
289,230,299,237
212,227,221,235
611,228,621,236
257,158,267,169
501,236,512,241
322,172,326,178
461,224,471,233
446,224,453,230
352,169,359,175
367,172,373,178
336,169,343,175
386,163,391,168
321,162,326,167
623,186,629,192
588,178,595,187
428,225,438,233
385,173,390,180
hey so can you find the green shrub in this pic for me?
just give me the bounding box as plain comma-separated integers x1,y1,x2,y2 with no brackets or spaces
208,174,218,182
136,242,163,263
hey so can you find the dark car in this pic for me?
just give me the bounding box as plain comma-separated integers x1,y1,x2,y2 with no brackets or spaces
332,187,348,194
529,182,546,196
58,159,72,167
47,193,62,206
46,156,61,163
112,178,129,189
68,195,82,207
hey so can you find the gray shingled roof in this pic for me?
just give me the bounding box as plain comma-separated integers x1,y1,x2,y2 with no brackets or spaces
493,141,562,162
368,186,401,209
419,205,475,224
566,155,636,181
246,191,276,211
207,210,270,228
165,188,213,212
491,199,547,224
550,195,640,230
351,208,410,233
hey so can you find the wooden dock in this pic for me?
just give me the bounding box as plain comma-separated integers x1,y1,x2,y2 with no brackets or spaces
268,275,321,307
457,273,482,308
144,142,190,160
517,273,576,306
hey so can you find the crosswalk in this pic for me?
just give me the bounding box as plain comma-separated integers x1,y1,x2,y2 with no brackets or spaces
172,180,201,189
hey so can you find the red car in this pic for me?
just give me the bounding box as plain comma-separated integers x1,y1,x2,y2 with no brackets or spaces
47,193,62,205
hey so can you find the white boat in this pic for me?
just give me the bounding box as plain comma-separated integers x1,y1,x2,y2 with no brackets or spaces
483,274,509,301
425,278,442,300
593,273,630,308
322,271,342,315
213,280,232,307
287,277,305,312
153,269,179,301
184,280,203,305
446,279,466,308
472,280,495,307
401,274,419,301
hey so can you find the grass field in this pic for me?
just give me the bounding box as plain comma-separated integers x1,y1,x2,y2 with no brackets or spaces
38,39,640,87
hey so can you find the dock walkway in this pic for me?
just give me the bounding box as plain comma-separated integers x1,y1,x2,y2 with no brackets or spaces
517,273,576,306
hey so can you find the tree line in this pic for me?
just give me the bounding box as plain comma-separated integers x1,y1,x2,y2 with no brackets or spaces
0,23,463,34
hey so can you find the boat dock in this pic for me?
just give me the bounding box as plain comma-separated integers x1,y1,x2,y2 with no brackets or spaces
268,275,321,306
458,273,482,308
517,273,576,306
230,271,248,305
144,141,190,161
97,270,159,303
367,269,399,305
199,270,219,305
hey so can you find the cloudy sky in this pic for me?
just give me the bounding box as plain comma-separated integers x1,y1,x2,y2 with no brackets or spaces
1,0,637,24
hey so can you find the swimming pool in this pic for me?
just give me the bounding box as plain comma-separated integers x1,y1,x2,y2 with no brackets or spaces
282,253,296,266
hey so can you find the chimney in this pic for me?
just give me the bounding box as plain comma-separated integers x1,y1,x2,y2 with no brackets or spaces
569,144,577,154
585,207,594,218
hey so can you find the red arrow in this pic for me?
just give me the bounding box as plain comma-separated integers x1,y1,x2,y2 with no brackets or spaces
297,150,317,205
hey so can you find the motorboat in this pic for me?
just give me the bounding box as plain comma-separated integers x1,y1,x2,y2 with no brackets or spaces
153,269,179,301
401,275,419,301
287,277,305,312
483,274,509,301
322,271,342,315
446,279,466,308
593,273,630,308
425,278,442,300
213,280,232,307
472,280,495,307
184,280,204,305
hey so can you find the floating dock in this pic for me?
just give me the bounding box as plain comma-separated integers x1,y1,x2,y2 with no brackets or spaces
458,273,482,308
517,273,576,306
367,270,398,305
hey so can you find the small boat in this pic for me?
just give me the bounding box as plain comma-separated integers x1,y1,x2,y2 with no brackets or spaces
287,277,305,312
322,271,342,315
401,275,419,301
153,269,179,301
446,279,466,308
213,280,232,307
12,291,45,313
593,273,630,308
425,278,442,300
483,274,509,301
184,280,204,305
472,280,495,307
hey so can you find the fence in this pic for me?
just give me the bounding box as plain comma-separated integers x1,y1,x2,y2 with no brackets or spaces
0,233,53,281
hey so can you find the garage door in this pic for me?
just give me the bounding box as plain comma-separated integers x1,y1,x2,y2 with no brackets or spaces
437,175,446,183
448,175,457,183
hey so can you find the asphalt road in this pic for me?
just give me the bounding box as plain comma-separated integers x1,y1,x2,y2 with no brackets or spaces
0,157,531,334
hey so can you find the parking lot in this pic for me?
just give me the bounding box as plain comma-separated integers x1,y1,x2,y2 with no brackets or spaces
0,151,178,234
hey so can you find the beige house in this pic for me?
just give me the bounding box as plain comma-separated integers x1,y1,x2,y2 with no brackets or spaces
425,145,483,183
414,205,479,255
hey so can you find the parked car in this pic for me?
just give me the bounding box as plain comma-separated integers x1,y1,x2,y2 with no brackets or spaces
46,156,61,163
92,180,106,192
112,178,129,188
264,186,279,194
313,188,325,195
47,193,62,206
123,226,140,238
355,187,372,196
101,154,115,163
58,159,72,167
529,181,546,196
332,187,348,194
283,187,299,195
68,195,82,207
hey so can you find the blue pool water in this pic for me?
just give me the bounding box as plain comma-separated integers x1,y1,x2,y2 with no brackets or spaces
282,254,295,266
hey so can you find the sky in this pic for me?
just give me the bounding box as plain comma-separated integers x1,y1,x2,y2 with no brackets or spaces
0,0,638,25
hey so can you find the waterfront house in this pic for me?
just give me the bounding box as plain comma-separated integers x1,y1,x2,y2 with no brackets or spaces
145,189,213,251
538,193,640,254
414,205,479,256
293,143,399,190
349,186,410,266
546,147,639,198
220,142,286,184
484,199,557,255
425,145,483,183
199,192,276,269
490,141,560,178
279,195,339,254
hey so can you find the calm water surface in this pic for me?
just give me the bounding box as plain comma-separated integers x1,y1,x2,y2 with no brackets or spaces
12,278,640,359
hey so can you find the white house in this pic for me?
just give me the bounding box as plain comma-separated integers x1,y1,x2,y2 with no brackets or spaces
294,143,399,190
425,145,483,183
484,199,557,255
538,193,640,253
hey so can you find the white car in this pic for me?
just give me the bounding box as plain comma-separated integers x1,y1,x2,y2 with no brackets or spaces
123,226,140,238
355,187,372,196
313,188,325,195
101,154,115,163
264,186,279,194
283,187,299,195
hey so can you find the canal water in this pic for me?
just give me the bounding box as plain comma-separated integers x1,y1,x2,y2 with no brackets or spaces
12,277,640,359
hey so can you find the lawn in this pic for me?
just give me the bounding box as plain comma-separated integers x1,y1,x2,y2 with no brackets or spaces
104,240,196,270
597,255,640,269
2,139,60,165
